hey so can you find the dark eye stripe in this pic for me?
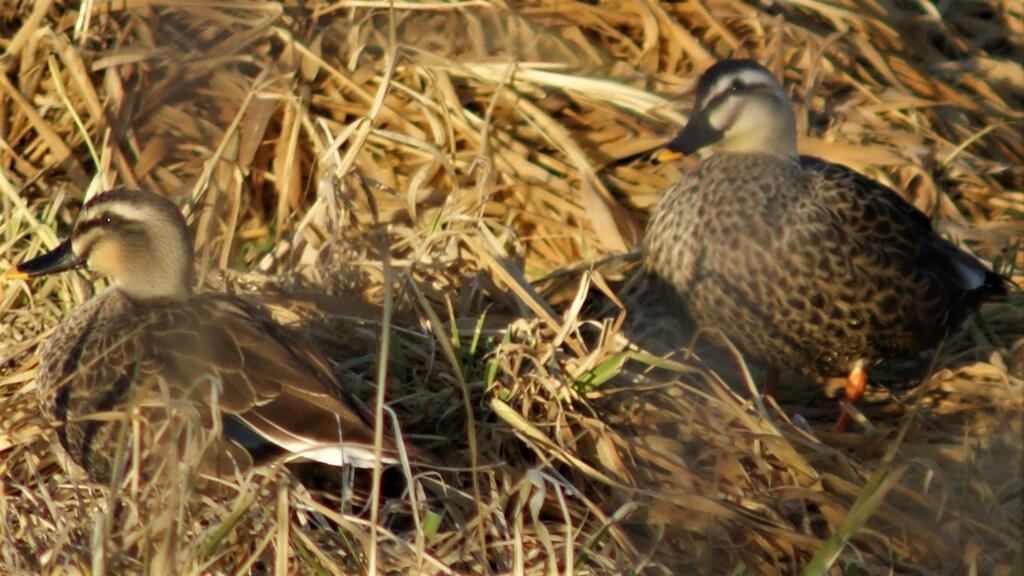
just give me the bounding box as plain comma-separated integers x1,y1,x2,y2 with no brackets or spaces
74,212,130,237
73,212,145,260
702,78,773,122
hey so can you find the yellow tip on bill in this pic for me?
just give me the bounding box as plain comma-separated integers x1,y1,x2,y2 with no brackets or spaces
652,148,684,164
4,266,29,280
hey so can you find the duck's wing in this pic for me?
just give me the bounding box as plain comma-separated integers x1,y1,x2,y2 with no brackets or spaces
151,295,399,468
798,156,1008,327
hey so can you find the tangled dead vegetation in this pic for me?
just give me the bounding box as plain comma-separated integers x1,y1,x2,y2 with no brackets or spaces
1,1,1021,574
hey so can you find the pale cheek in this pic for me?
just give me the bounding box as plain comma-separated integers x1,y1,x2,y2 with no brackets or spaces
730,100,771,132
86,242,123,279
721,99,792,151
730,113,763,137
708,103,736,133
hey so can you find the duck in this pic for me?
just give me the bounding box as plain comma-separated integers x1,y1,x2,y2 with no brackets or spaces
5,188,406,481
642,59,1011,431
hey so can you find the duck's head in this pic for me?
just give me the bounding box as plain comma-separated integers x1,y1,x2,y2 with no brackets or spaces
664,59,797,157
6,189,195,301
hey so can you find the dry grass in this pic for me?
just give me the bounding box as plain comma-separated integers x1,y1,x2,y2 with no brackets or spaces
1,0,1022,574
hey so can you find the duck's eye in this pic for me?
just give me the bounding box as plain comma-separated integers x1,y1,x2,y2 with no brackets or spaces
729,79,745,93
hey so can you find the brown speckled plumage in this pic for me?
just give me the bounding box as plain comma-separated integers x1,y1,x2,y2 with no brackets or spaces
8,189,401,481
643,59,1009,428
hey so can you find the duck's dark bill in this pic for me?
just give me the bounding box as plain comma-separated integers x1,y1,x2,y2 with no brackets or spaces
664,113,722,156
5,240,83,280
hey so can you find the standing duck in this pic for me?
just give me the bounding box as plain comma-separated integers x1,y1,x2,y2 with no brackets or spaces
6,188,404,481
643,59,1010,431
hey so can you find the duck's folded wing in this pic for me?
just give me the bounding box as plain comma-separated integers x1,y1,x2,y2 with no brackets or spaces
153,295,397,467
798,157,1008,325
